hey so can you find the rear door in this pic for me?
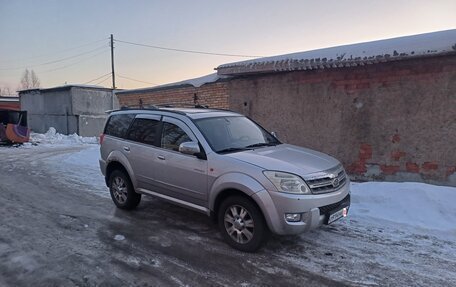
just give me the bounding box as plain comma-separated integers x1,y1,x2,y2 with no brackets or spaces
153,116,208,206
124,114,161,190
102,113,136,161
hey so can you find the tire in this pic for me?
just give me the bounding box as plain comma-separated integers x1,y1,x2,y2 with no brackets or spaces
108,170,141,210
218,196,269,252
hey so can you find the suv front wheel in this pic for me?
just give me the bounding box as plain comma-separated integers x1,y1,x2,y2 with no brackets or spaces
218,196,269,252
109,170,141,210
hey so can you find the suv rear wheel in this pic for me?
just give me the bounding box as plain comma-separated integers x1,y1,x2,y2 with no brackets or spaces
109,170,141,210
218,196,268,252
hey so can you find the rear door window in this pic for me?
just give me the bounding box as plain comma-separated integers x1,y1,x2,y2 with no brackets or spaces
126,118,160,146
104,114,135,138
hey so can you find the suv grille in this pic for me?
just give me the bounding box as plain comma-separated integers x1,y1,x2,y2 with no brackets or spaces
306,168,347,194
319,194,351,215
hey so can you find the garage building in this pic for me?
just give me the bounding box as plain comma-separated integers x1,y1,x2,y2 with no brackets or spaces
115,30,456,186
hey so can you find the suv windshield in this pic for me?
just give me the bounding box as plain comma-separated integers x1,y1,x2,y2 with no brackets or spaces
194,116,280,153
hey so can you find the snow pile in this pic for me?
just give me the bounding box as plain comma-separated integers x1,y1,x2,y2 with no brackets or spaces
28,127,98,145
217,29,456,74
351,181,456,232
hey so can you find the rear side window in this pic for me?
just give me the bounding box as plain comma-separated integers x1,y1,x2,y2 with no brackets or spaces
126,118,160,145
104,114,135,138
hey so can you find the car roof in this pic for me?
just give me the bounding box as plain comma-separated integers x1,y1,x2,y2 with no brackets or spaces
109,107,242,120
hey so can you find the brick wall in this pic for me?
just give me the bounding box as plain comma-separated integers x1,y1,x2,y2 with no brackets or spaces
116,82,229,109
115,55,456,186
228,55,456,186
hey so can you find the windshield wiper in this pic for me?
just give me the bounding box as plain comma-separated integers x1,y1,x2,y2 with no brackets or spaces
245,142,278,148
217,147,251,154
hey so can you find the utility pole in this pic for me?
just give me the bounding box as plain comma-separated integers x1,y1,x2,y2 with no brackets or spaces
110,34,116,89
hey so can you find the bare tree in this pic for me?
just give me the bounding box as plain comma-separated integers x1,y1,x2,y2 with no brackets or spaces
19,69,41,90
0,86,14,97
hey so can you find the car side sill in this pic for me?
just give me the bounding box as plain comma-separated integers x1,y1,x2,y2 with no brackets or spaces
137,188,211,216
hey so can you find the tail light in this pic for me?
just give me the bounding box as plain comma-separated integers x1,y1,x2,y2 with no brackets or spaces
99,133,105,145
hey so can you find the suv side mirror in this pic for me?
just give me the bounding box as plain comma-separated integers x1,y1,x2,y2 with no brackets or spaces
179,141,201,156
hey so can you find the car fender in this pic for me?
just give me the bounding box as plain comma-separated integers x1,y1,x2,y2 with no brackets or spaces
208,172,265,211
106,150,138,190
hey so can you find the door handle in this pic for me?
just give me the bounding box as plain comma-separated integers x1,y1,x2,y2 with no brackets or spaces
157,155,165,160
123,146,130,152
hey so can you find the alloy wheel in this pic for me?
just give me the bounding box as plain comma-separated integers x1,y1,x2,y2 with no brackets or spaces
224,205,255,244
112,176,128,204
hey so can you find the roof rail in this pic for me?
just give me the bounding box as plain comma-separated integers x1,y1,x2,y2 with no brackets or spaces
105,103,211,115
154,103,209,109
105,106,159,114
120,105,157,110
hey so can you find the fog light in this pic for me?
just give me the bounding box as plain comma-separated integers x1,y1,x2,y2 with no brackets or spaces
285,213,301,222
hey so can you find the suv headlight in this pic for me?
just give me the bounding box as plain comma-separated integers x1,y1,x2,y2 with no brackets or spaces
263,171,310,194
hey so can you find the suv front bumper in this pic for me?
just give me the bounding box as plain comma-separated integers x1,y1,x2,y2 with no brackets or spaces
252,181,350,235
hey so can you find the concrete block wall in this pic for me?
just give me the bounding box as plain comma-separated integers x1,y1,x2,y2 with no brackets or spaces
117,82,229,109
26,114,78,135
71,87,113,115
20,90,72,115
20,87,114,136
20,90,75,134
78,115,108,137
71,87,113,136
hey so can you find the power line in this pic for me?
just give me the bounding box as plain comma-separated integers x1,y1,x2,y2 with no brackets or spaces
94,74,112,86
83,72,112,84
39,48,109,74
0,38,109,64
115,38,262,58
0,45,108,71
36,45,107,67
117,74,157,85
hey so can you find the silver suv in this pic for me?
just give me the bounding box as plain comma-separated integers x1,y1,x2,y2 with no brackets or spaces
99,107,350,251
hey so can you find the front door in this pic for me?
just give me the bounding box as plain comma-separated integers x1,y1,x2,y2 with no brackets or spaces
153,116,208,206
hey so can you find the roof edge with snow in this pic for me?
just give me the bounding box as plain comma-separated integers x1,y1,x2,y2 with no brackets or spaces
115,73,231,95
216,29,456,76
18,84,113,94
0,97,20,102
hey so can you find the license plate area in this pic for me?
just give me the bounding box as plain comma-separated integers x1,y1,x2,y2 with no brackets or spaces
327,207,348,224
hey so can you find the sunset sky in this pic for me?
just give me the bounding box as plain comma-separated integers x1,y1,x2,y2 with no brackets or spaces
1,0,455,92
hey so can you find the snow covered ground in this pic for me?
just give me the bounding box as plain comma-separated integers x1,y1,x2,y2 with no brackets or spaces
351,182,456,234
282,182,456,286
2,129,455,286
22,128,108,197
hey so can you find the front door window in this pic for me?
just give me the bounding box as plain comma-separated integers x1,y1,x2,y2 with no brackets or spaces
161,122,191,151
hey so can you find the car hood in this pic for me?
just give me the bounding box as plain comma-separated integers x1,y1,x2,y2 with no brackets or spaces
225,144,340,176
